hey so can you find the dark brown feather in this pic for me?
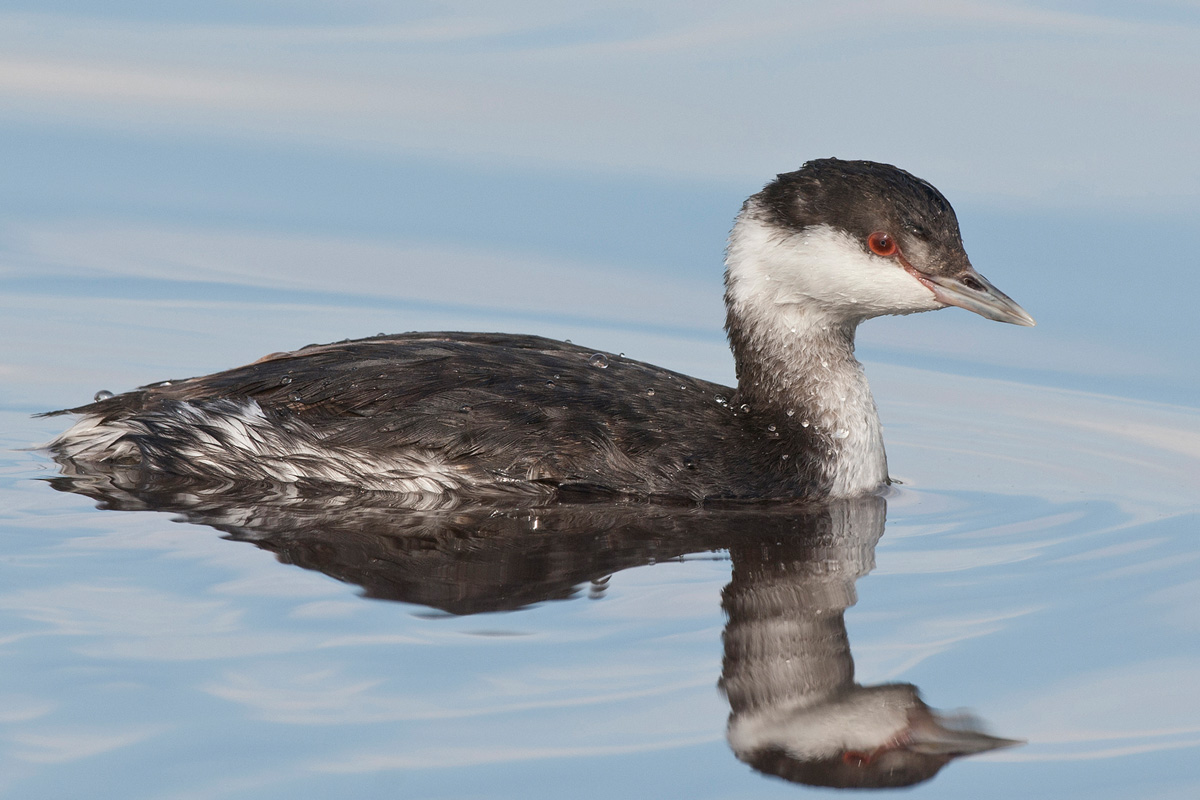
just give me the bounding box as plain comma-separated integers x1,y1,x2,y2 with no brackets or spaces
49,332,829,501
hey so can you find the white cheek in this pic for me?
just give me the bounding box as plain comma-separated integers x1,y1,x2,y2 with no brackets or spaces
727,221,941,320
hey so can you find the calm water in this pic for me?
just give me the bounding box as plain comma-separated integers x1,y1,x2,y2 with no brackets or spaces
2,242,1198,798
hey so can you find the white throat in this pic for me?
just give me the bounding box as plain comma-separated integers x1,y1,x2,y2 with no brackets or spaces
725,207,941,327
724,209,912,496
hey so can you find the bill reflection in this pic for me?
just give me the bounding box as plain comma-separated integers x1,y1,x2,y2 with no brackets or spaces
721,499,1019,788
47,461,1019,789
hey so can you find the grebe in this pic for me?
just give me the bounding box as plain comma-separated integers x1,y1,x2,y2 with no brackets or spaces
46,158,1033,503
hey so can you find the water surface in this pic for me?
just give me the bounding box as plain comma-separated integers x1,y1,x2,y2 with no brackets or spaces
2,260,1198,798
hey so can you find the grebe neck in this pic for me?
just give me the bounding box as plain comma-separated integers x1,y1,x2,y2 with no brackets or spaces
724,213,889,496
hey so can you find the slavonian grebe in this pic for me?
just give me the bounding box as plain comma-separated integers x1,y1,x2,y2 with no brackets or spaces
46,159,1033,503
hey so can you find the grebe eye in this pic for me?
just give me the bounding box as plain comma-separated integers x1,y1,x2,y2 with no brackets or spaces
868,231,897,256
867,232,897,256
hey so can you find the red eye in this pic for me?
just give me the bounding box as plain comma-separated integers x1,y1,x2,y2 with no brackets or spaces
867,232,897,257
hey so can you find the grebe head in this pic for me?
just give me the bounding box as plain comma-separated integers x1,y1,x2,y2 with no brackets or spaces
725,158,1035,330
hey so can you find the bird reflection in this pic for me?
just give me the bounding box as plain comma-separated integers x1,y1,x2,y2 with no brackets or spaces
46,464,1019,788
721,499,1019,788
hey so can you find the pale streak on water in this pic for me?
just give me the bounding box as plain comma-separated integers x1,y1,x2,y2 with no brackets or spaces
1,258,1198,800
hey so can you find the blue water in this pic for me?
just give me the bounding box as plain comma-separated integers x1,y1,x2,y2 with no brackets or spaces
4,238,1199,798
2,5,1199,798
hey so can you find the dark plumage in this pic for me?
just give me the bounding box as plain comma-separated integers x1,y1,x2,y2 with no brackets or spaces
50,333,827,500
756,160,968,280
46,158,1034,503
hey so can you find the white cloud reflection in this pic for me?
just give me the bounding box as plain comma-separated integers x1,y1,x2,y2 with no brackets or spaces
203,661,712,725
0,584,313,660
876,365,1200,513
313,734,719,773
988,658,1200,762
854,606,1041,681
0,697,53,724
7,725,164,764
8,220,721,333
1146,579,1200,632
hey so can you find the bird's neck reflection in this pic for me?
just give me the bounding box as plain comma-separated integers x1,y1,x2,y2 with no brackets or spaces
46,470,1017,788
721,497,1016,788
